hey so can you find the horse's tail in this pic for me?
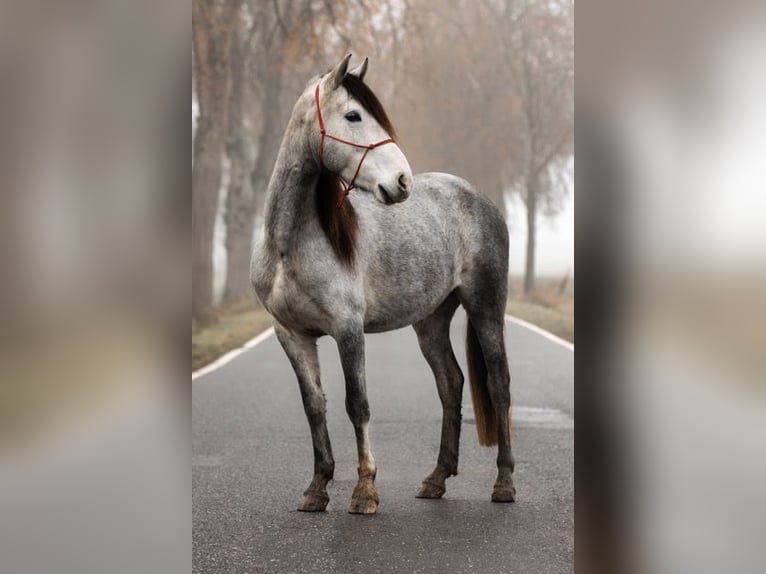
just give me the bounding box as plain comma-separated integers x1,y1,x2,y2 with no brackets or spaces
466,319,498,446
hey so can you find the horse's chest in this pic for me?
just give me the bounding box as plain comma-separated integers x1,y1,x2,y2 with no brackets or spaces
258,260,328,331
263,260,288,309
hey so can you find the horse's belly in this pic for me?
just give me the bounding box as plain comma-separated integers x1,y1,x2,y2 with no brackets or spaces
363,274,455,333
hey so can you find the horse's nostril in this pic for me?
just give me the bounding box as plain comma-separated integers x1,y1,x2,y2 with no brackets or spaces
398,173,412,192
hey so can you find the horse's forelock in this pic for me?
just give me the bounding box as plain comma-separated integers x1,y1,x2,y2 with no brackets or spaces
341,75,397,140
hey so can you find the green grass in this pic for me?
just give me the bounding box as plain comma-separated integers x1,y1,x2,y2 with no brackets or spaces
192,305,273,372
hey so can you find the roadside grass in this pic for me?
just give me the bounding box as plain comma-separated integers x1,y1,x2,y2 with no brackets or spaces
506,275,574,344
192,304,273,372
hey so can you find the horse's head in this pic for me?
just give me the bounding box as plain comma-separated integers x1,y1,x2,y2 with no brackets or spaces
304,54,412,205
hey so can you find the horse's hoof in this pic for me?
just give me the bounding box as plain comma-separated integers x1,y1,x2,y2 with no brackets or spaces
348,497,379,514
349,480,379,514
416,481,446,499
298,491,329,512
491,486,516,503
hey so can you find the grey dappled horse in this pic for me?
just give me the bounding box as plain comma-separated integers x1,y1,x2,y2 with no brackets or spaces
251,55,515,514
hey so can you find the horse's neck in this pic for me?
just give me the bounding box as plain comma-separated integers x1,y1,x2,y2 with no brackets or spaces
262,136,318,258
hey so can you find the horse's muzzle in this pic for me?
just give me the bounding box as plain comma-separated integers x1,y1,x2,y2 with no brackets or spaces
378,183,409,204
397,172,412,194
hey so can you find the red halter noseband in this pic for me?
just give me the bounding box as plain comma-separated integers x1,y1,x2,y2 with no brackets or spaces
314,82,396,208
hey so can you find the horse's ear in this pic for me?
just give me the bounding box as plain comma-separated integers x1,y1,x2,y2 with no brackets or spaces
348,57,368,82
329,53,352,89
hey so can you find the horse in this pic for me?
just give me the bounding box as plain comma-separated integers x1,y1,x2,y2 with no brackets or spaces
251,54,515,514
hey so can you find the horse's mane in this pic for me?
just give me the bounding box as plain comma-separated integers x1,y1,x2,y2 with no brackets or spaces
314,75,397,267
315,169,359,268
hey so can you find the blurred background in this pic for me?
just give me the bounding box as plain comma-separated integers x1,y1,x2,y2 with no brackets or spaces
578,1,766,572
191,0,574,370
0,0,764,572
0,1,189,573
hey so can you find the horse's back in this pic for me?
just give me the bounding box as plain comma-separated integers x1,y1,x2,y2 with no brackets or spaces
412,172,507,229
409,172,509,269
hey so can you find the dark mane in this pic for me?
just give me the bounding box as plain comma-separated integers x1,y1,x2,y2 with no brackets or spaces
341,74,397,139
315,169,359,267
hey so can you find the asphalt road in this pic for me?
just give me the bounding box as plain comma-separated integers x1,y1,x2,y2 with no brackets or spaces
193,311,573,574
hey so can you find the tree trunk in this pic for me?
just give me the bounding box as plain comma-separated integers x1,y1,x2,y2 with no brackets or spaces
222,36,256,308
192,0,240,322
192,117,225,322
222,66,284,307
523,173,538,295
250,78,285,221
221,138,255,307
221,146,256,307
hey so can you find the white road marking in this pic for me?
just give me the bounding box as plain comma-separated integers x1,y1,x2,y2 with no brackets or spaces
463,404,573,429
192,327,275,381
505,314,574,352
511,406,574,429
192,314,572,380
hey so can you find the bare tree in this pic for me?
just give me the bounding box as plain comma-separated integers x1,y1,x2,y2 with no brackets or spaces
388,0,572,293
221,19,256,307
192,0,242,322
497,0,573,294
386,0,529,213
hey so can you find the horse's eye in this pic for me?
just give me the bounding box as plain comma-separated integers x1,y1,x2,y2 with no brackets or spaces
344,111,362,123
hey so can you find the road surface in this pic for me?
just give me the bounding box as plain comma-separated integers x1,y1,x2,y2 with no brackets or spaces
193,311,573,573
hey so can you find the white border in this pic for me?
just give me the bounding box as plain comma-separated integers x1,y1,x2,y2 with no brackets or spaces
505,314,574,351
192,315,572,380
192,327,275,381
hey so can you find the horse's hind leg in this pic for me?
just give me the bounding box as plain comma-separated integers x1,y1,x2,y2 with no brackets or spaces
413,293,463,499
336,327,379,514
274,323,334,512
465,312,516,502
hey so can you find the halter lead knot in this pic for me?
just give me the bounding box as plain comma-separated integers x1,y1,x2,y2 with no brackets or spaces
314,83,396,208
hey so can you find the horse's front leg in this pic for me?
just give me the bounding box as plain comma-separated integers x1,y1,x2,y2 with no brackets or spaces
274,323,334,512
336,328,379,514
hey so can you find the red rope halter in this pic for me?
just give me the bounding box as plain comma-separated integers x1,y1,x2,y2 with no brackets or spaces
314,83,396,207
